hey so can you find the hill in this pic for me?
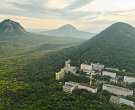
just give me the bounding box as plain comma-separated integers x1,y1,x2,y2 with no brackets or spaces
0,19,27,36
35,24,96,39
66,22,135,72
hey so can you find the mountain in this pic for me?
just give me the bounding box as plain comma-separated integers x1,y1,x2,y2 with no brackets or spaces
55,22,135,73
36,24,96,39
0,19,27,36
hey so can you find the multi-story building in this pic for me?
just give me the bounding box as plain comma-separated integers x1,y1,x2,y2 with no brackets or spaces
65,59,71,67
102,71,116,78
56,69,65,80
78,83,97,93
80,64,92,71
103,84,133,96
63,84,75,93
63,81,78,93
124,76,135,83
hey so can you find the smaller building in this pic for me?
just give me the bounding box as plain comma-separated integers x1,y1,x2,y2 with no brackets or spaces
110,78,118,83
63,81,78,93
124,76,135,83
105,67,119,71
78,83,97,93
110,95,120,104
63,84,74,93
102,71,116,78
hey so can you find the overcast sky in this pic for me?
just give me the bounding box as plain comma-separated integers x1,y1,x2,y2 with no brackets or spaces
0,0,135,33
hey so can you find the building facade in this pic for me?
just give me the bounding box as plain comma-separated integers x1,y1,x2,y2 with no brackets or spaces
78,83,97,93
102,71,116,78
63,81,78,93
63,84,74,93
103,84,133,96
80,64,92,71
124,76,135,83
110,95,120,104
56,69,65,80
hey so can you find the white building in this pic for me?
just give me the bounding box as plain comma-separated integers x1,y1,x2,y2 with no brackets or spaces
78,83,97,93
102,71,116,78
103,84,133,96
80,64,92,71
124,76,135,83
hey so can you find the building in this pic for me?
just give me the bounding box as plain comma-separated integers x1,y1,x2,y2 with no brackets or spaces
110,95,135,108
105,67,119,71
63,81,78,93
63,84,75,93
124,76,135,83
80,64,92,71
65,59,71,67
120,98,135,108
110,95,120,104
102,71,116,78
78,83,97,93
110,78,118,83
56,69,65,80
91,62,105,69
102,84,133,96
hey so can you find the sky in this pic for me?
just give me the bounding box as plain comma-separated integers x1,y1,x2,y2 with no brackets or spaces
0,0,135,33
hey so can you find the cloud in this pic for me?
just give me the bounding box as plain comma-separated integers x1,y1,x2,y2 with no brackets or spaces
64,0,96,11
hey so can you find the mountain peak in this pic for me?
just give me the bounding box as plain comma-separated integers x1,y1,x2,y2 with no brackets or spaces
57,24,78,32
0,19,26,36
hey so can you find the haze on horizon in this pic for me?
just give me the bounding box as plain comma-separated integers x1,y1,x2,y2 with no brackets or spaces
0,0,135,33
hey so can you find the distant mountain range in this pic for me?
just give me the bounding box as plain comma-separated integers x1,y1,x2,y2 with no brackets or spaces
35,24,96,39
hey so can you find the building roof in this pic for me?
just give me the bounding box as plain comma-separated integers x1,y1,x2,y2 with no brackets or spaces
103,71,116,74
120,98,135,107
124,76,135,79
69,81,78,84
79,83,97,89
105,67,119,70
63,84,73,89
103,84,133,92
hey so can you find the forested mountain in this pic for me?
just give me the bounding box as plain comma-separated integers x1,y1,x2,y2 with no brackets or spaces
0,19,27,36
36,24,96,39
65,22,135,72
